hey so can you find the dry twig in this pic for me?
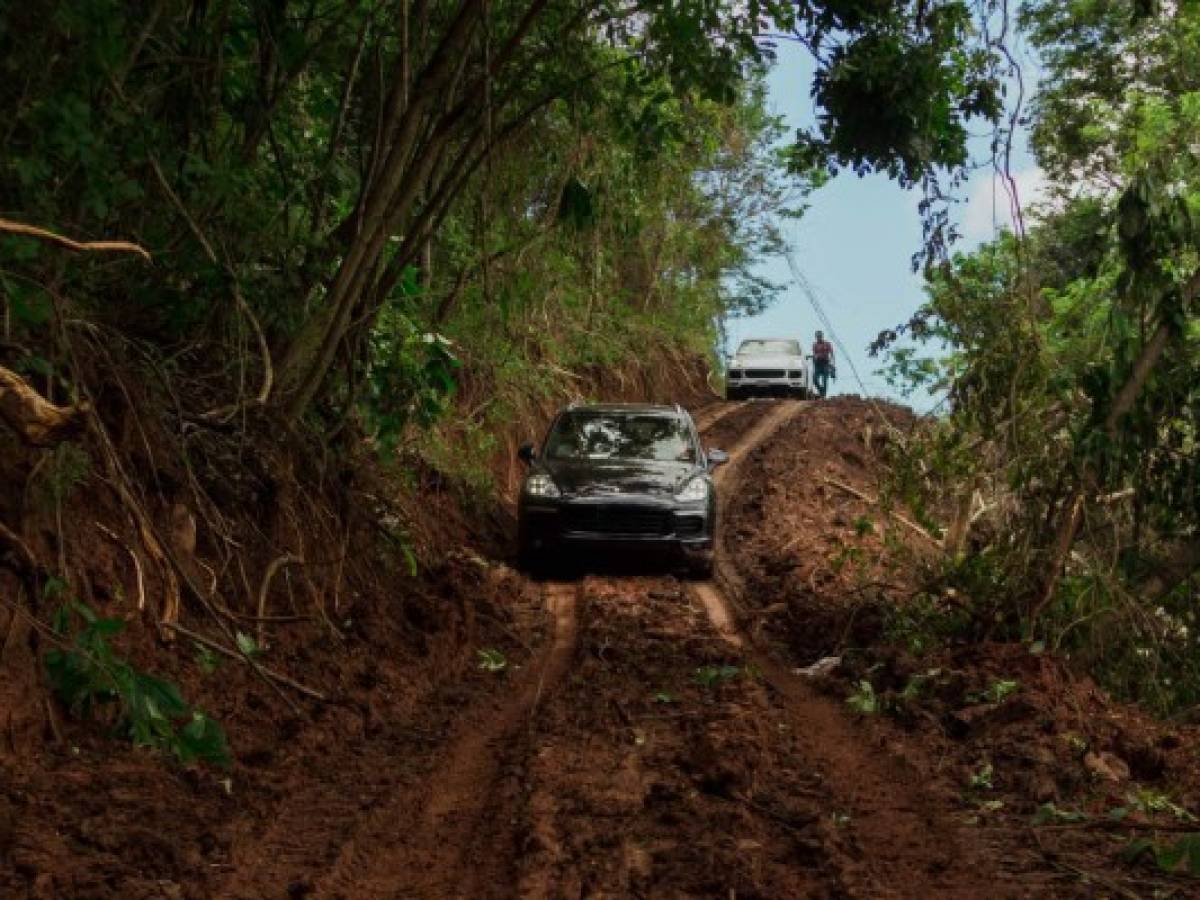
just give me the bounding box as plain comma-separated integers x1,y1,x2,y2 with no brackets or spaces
0,518,39,579
256,553,305,645
823,477,940,547
94,521,147,611
161,621,326,701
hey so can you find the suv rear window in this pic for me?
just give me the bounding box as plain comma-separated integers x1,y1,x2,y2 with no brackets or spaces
737,339,801,355
545,413,696,462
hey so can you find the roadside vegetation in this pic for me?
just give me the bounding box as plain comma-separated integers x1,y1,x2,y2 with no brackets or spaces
877,0,1200,718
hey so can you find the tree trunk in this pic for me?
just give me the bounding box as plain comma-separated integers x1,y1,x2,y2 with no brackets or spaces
274,0,486,420
1138,537,1200,601
1032,268,1199,621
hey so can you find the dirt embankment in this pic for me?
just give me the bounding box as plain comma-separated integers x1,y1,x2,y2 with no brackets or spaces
723,396,1200,898
0,347,719,898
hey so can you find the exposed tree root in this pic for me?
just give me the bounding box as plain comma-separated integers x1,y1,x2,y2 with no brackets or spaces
0,217,151,261
160,621,326,701
256,554,305,645
0,366,86,446
0,519,39,581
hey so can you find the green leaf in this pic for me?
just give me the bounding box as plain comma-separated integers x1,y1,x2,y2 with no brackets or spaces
1123,834,1200,876
44,603,229,767
235,631,260,658
846,680,880,714
43,578,69,604
177,712,231,767
194,643,220,675
477,648,508,672
1155,834,1200,875
136,672,189,719
1032,803,1087,825
693,664,740,688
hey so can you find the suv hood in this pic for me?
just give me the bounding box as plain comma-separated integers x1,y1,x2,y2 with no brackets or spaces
539,459,698,497
731,353,804,368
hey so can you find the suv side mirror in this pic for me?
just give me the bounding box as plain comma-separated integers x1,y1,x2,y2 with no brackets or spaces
706,449,729,468
518,442,537,465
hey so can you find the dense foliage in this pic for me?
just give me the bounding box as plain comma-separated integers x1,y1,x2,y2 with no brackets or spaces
880,0,1200,713
0,0,1001,431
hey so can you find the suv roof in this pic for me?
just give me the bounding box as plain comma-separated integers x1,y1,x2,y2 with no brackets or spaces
565,402,686,417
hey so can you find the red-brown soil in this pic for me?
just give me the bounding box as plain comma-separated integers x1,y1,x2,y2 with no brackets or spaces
723,396,1200,898
4,394,1198,898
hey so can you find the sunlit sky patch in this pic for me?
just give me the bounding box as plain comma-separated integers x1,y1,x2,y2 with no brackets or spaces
727,36,1044,413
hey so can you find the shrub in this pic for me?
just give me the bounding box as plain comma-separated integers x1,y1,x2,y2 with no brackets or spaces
45,601,229,766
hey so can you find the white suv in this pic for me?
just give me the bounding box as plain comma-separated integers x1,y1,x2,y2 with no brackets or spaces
725,338,811,400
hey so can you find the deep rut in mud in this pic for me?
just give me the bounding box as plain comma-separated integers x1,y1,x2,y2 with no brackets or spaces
217,581,580,900
318,583,579,899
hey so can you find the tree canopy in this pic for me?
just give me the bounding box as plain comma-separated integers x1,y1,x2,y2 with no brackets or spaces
0,0,1003,431
877,0,1200,713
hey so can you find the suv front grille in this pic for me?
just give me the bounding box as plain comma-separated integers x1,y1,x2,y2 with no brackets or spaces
563,505,670,536
746,368,786,378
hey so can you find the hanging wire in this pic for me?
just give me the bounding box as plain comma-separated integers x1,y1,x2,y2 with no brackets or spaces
785,249,908,437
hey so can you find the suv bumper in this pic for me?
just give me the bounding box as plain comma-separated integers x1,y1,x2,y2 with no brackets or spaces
519,498,714,555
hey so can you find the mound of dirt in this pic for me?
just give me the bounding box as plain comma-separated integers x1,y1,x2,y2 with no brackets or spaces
724,396,925,664
722,396,1200,896
1,551,542,899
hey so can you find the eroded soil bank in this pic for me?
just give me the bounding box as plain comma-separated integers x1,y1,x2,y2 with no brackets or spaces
3,397,1197,898
723,397,1200,899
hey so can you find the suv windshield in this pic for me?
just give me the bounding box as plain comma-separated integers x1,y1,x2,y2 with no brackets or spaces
737,339,801,356
545,413,696,462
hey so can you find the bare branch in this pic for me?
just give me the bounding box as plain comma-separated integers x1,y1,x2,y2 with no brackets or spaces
0,217,151,262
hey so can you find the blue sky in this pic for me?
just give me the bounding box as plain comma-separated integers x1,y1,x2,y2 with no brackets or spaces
727,39,1044,410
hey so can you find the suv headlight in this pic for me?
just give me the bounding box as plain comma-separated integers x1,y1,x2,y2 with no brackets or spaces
676,476,709,502
523,472,561,498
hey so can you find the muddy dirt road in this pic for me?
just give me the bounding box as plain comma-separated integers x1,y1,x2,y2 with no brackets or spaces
10,398,1116,899
211,399,1075,899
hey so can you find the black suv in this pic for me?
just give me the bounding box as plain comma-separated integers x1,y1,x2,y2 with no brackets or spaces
517,403,727,577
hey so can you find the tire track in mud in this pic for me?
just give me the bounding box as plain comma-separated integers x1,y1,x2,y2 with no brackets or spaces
696,400,1024,898
502,574,849,898
215,582,580,900
309,581,581,899
691,398,745,432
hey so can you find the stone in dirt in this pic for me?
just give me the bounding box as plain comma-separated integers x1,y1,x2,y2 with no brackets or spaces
795,656,841,679
1084,750,1131,783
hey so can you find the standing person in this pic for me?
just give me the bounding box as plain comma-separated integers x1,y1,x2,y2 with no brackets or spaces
812,331,835,398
